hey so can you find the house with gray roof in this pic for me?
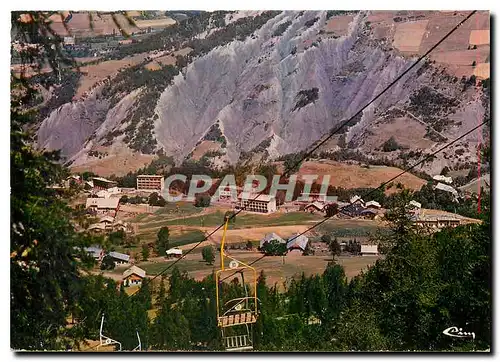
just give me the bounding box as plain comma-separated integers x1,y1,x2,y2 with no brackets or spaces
259,233,286,248
286,234,309,252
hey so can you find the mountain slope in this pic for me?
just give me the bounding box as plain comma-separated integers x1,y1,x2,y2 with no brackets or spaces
33,10,490,176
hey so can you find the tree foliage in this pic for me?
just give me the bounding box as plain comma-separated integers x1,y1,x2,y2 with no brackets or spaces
202,246,215,265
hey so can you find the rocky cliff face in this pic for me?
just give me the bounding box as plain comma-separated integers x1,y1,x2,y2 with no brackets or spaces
35,10,489,175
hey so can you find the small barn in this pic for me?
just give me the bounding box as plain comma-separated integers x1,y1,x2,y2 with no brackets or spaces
122,265,146,287
166,248,183,259
304,202,325,214
286,234,309,253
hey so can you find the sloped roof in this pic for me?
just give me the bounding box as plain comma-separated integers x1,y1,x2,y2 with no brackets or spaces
92,177,116,183
350,195,364,205
305,202,325,211
84,245,103,255
123,265,146,279
433,175,453,184
409,200,422,209
88,223,106,230
99,215,115,223
435,183,458,196
365,200,381,208
286,234,309,251
260,233,285,247
166,248,183,255
86,197,120,209
108,251,130,262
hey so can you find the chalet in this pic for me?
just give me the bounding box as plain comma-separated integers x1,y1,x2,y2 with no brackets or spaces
108,251,130,265
92,177,118,191
259,233,286,248
298,192,334,203
86,197,120,216
99,215,115,225
361,245,379,256
350,195,365,206
304,201,325,214
87,223,107,233
237,192,277,214
166,248,183,258
122,265,146,287
84,245,104,261
286,234,309,253
112,220,128,232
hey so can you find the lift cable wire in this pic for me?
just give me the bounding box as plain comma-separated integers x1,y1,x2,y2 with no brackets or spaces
129,10,477,297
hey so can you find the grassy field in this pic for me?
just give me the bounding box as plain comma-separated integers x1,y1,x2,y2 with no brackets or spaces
138,211,323,231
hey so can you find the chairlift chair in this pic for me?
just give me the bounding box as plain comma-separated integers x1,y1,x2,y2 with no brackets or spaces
215,214,259,351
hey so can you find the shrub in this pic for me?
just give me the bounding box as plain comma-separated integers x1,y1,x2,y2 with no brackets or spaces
382,137,401,152
261,240,287,256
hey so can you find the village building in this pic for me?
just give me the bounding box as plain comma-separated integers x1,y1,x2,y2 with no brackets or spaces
87,223,107,233
286,234,309,253
350,195,364,205
434,182,459,198
63,36,75,45
122,266,146,287
84,180,94,191
259,233,286,248
108,251,130,265
92,177,118,191
237,192,277,214
84,245,104,261
359,209,379,220
86,197,120,216
216,184,242,202
166,248,183,258
433,175,453,184
412,215,461,230
137,175,165,192
361,244,379,256
99,215,115,225
343,203,366,217
304,201,325,214
64,175,82,188
409,200,422,209
95,187,121,199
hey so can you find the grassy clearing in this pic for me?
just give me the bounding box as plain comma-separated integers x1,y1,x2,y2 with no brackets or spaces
138,211,225,230
170,230,206,247
153,202,202,216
